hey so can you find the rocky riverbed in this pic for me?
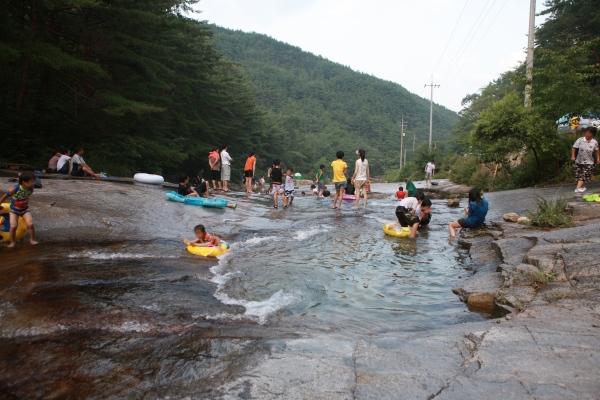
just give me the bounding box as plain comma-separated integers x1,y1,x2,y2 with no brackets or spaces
0,178,599,399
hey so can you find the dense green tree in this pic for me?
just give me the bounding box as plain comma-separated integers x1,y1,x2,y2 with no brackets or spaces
451,0,600,189
1,0,272,177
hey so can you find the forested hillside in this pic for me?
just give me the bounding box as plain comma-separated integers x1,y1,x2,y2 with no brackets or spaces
448,0,600,190
1,1,272,177
211,26,458,175
1,1,457,178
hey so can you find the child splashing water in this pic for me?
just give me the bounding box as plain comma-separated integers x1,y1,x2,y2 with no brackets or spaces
0,172,38,247
184,224,221,248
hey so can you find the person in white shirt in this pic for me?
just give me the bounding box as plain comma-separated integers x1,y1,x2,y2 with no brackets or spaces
393,192,432,239
220,145,233,192
70,148,99,178
425,160,436,188
56,150,71,174
571,127,599,193
351,149,371,208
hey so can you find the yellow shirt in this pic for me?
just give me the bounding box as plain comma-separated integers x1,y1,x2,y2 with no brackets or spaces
331,159,348,183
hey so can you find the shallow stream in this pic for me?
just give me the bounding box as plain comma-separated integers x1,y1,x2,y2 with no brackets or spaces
0,182,488,398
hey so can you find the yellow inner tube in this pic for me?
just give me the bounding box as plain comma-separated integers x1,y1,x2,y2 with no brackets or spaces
186,242,230,257
383,223,411,238
0,203,27,242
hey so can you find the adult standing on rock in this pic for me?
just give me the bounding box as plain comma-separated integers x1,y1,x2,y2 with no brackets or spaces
425,160,435,188
220,145,233,192
351,149,370,208
571,126,599,193
208,147,221,191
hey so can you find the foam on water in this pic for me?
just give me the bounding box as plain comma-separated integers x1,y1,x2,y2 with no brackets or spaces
293,226,331,241
207,240,296,324
68,251,178,260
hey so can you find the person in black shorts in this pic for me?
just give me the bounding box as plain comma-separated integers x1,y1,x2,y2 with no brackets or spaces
394,192,432,238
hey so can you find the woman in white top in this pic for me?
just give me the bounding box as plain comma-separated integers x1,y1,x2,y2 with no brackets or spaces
351,149,370,208
220,145,233,192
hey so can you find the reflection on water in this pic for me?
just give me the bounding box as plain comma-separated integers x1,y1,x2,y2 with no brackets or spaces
0,183,482,397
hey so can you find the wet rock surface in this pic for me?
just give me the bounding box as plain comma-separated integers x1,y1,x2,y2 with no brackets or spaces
2,179,600,399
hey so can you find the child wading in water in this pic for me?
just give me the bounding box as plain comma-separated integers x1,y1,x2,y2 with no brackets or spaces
271,160,283,209
283,168,295,208
331,151,348,209
0,172,39,247
184,224,221,247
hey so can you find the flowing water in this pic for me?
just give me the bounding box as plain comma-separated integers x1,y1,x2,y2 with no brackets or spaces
0,181,485,398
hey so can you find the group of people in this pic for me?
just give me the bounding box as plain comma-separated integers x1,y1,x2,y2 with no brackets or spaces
47,148,99,178
207,145,234,192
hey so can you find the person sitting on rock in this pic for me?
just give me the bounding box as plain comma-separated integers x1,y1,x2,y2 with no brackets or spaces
448,187,488,239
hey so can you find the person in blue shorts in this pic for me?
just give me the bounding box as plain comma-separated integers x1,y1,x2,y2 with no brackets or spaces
449,187,488,239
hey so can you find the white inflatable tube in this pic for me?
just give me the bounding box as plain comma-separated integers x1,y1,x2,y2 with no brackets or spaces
133,173,164,185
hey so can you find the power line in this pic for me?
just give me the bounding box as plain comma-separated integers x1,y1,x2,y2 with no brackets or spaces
440,0,495,80
431,0,471,75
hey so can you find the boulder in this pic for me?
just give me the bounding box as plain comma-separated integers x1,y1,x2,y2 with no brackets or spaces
466,292,496,314
503,212,520,223
447,198,460,207
517,216,530,225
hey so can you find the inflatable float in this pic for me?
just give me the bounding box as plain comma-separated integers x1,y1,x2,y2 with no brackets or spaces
583,194,600,202
0,203,27,242
383,223,411,238
134,173,164,185
166,191,235,209
186,242,230,257
342,194,356,202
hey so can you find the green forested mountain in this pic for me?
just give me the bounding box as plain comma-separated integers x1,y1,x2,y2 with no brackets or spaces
210,26,458,175
1,1,457,178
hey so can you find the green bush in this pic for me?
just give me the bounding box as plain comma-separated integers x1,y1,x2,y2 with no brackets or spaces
528,198,572,228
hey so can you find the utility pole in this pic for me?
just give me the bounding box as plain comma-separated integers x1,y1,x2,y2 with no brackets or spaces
412,132,416,152
425,80,440,151
524,0,536,109
399,116,407,169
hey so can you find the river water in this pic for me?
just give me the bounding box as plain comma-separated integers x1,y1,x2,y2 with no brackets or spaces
0,181,487,398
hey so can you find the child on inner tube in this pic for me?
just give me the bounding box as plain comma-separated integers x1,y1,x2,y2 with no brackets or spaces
184,224,221,247
393,191,432,239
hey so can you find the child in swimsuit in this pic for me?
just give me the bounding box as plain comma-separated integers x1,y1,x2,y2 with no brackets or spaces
184,224,221,247
0,172,38,247
283,168,295,208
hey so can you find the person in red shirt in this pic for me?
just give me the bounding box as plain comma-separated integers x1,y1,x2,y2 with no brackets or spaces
244,153,257,194
396,186,407,200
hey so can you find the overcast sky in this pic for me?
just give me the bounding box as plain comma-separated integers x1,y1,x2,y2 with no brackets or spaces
193,0,548,112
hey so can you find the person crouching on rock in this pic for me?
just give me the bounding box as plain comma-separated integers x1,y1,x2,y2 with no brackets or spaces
448,187,488,240
393,191,432,239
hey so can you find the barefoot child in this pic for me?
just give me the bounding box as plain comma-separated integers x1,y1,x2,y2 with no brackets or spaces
184,224,221,247
449,188,488,240
331,151,348,209
0,172,38,247
271,160,283,208
283,168,295,208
